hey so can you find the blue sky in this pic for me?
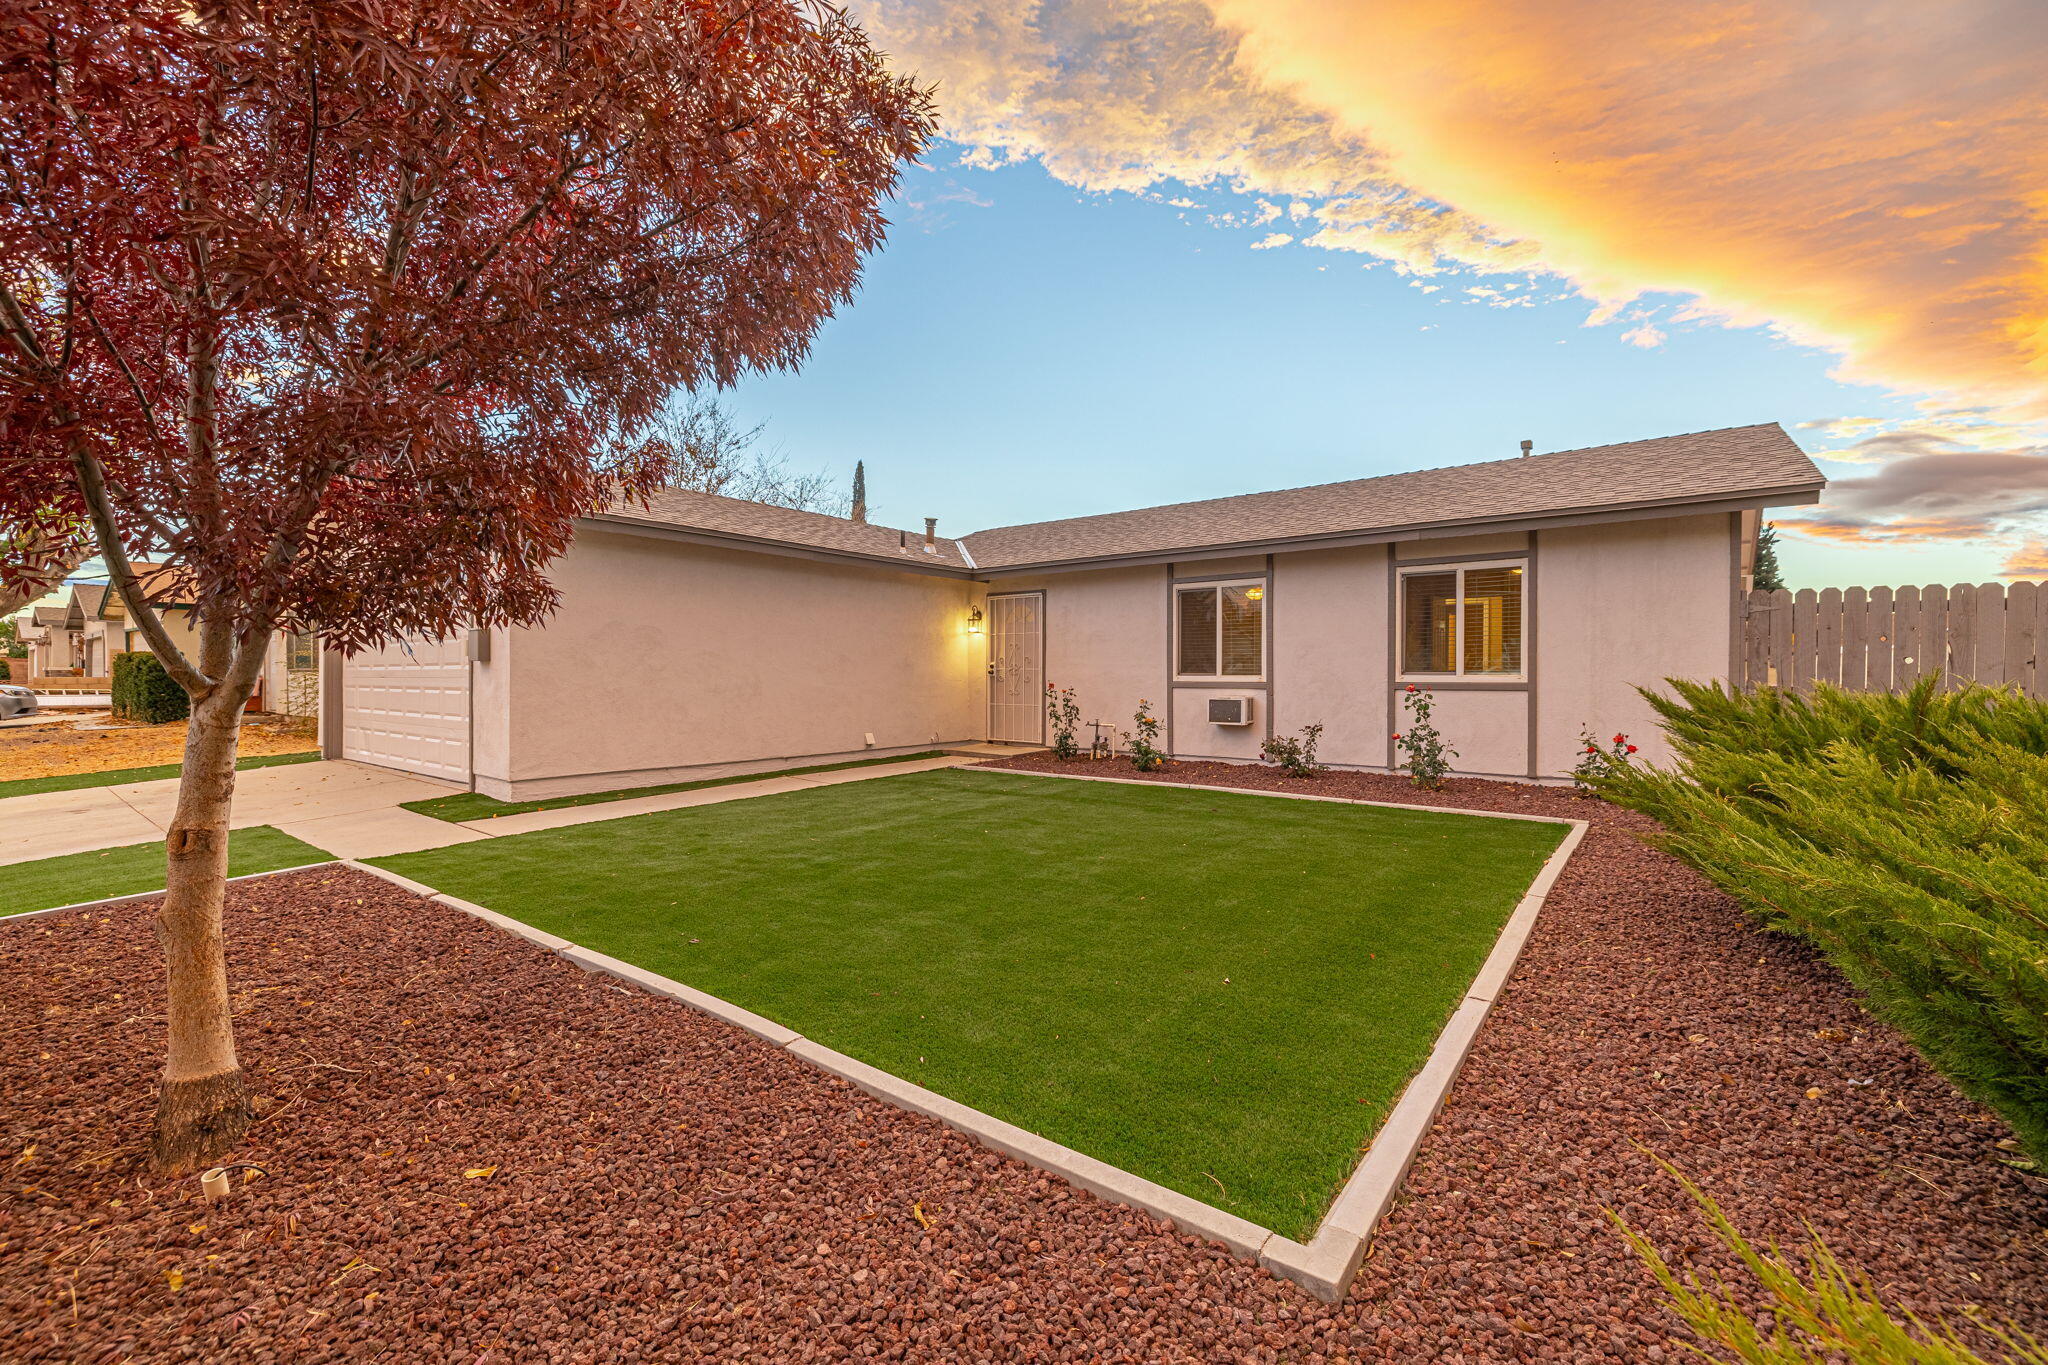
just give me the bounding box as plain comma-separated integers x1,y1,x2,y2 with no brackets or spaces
721,162,1971,591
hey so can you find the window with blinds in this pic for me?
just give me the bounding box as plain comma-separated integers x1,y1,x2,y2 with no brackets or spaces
1400,562,1525,678
1401,572,1458,673
1176,581,1265,678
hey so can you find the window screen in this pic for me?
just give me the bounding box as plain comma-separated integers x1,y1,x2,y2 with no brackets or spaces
1402,563,1525,677
1176,582,1265,677
1462,567,1523,674
286,631,318,672
1176,587,1219,676
1220,585,1262,676
1401,572,1458,673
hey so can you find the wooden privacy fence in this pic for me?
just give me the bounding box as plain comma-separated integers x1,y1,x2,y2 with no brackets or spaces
1742,581,2048,694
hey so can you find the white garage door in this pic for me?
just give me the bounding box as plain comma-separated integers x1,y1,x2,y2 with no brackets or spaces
342,634,471,782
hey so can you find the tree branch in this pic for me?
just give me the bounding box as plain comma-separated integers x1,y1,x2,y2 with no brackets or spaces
65,439,212,694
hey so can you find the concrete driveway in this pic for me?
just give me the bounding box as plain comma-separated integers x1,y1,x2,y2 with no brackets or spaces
0,753,981,869
0,760,480,867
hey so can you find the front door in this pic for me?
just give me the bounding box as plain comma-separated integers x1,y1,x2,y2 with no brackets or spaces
986,592,1045,744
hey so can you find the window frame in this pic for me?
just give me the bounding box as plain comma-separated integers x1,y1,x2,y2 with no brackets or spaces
1173,577,1268,683
1396,558,1528,683
285,630,319,673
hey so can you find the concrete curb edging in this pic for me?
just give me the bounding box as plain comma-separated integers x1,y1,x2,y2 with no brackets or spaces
1,860,342,924
339,779,1587,1303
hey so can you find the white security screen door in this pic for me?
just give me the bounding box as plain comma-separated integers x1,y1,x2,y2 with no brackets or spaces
986,593,1045,743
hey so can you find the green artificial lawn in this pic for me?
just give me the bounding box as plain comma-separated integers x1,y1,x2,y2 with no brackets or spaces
0,825,334,917
376,769,1566,1238
0,750,319,801
402,751,948,823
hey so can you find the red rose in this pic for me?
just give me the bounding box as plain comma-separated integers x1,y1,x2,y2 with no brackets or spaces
1392,732,1401,741
1585,745,1598,754
1626,744,1638,754
1405,684,1417,693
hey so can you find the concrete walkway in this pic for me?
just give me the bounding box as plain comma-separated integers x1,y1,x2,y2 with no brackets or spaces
1,753,978,867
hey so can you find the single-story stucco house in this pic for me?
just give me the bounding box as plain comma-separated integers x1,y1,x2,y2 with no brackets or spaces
319,422,1824,797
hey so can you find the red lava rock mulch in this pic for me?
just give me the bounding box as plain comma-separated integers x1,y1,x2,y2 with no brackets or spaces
1,761,2042,1362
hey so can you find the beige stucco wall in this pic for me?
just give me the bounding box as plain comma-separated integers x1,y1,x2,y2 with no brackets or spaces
980,512,1735,779
1532,511,1736,772
481,530,986,799
981,564,1169,749
1272,544,1389,768
375,505,1740,796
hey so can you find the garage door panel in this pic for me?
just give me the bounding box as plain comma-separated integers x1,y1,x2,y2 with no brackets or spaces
342,635,471,782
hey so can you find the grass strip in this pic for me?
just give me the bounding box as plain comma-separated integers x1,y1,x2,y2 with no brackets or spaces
401,750,949,823
379,768,1565,1237
0,750,320,801
1,825,334,917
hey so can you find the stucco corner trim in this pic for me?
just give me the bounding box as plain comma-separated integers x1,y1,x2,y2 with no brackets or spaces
341,778,1585,1304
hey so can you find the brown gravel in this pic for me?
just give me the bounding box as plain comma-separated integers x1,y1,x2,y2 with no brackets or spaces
3,761,2044,1362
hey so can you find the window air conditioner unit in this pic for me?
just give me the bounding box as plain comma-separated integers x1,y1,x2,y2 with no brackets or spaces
1208,695,1255,726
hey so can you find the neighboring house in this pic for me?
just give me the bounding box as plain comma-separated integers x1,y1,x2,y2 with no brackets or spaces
17,602,84,675
12,572,320,716
319,422,1823,796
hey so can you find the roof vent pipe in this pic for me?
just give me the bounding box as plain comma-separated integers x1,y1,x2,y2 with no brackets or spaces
1519,439,1533,457
923,517,938,553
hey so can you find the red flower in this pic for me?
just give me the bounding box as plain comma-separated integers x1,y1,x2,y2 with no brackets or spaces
1584,745,1598,754
1391,733,1402,741
1626,744,1638,754
1612,733,1625,745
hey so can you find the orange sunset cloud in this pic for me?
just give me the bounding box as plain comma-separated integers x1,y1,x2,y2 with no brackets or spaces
1206,0,2048,414
860,0,2048,417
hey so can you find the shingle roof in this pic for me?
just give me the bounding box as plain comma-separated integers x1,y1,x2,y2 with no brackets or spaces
596,487,972,569
71,583,110,618
32,604,71,627
586,424,1821,576
958,423,1822,570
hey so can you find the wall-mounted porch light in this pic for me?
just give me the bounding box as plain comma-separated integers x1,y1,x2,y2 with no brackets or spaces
967,607,985,634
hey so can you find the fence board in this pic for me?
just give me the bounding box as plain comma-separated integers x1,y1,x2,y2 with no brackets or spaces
1974,584,2006,686
2037,584,2048,697
1839,586,1868,690
2010,581,2040,696
1768,587,1794,688
1946,583,1976,688
1744,589,1773,688
1790,589,1818,691
1865,587,1894,692
1921,584,1948,686
1893,585,1923,689
1814,587,1843,685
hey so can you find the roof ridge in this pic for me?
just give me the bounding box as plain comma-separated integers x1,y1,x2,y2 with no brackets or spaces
959,423,1787,542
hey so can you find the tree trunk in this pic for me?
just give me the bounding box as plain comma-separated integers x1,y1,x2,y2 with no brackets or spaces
151,682,256,1172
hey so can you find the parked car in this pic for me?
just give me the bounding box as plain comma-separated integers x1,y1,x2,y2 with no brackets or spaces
0,685,38,720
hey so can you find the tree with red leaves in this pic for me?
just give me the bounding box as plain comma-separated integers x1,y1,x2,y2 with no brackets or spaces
0,0,932,1171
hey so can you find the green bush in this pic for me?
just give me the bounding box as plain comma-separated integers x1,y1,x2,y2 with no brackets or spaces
111,651,190,724
1597,677,2048,1158
1615,1161,2048,1364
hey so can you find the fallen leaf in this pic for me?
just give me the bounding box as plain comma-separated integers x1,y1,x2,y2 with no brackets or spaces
911,1201,932,1229
166,1268,185,1292
464,1166,497,1180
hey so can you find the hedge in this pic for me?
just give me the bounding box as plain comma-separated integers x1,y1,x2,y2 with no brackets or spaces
1597,677,2048,1160
111,651,190,724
